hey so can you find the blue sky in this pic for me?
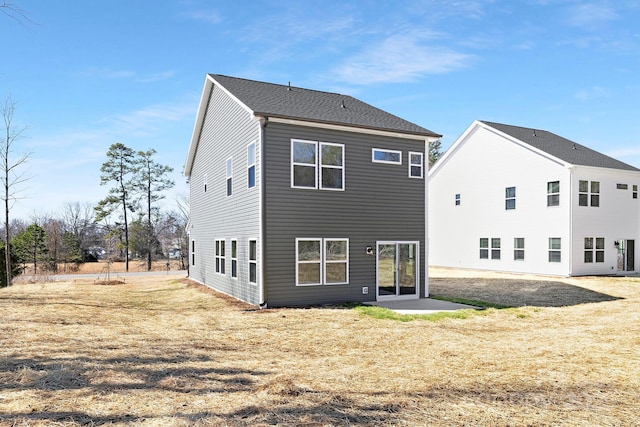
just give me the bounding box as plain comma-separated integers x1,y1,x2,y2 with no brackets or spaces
2,0,639,220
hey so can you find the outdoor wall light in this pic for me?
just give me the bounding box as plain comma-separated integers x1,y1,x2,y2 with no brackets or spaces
365,245,374,256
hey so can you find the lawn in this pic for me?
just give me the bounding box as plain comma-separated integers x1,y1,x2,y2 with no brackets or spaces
0,270,638,426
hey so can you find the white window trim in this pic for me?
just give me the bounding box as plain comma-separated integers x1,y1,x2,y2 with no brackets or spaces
248,238,258,285
215,239,226,274
505,186,516,210
514,238,525,261
291,139,318,189
319,142,345,191
230,239,238,279
226,158,233,197
291,139,345,191
247,142,256,189
296,238,322,286
547,180,560,207
408,151,424,178
295,238,349,286
372,148,402,165
549,237,561,263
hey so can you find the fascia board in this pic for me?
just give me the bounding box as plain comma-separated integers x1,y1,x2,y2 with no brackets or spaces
266,116,440,142
479,121,571,168
428,120,481,178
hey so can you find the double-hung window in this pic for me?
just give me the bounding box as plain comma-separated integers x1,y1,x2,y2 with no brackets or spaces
514,238,525,261
191,240,195,266
549,238,561,262
455,193,461,206
231,239,237,278
480,238,500,260
248,239,257,284
247,142,256,188
505,187,516,210
296,238,349,285
584,237,605,263
291,139,344,190
215,239,225,274
547,181,559,206
226,158,233,197
579,180,600,207
634,185,638,199
409,152,424,178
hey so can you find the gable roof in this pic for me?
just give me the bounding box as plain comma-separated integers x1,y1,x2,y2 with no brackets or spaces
210,74,441,138
481,121,640,172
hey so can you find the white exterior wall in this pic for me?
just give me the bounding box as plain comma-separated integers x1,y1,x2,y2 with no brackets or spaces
429,124,572,275
430,121,640,276
569,166,640,275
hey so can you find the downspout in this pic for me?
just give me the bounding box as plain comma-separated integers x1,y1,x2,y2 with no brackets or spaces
424,137,429,298
258,116,268,307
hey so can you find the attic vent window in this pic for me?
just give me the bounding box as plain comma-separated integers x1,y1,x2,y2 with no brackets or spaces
617,183,628,190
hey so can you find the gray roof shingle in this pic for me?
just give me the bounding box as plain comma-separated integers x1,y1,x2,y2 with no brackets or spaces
211,74,440,137
482,121,639,172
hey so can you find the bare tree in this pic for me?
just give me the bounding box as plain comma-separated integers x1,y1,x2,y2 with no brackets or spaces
0,2,34,25
1,95,29,286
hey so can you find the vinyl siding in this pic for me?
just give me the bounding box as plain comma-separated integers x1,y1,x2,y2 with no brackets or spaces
429,123,640,276
188,84,261,304
570,167,640,275
429,125,571,275
263,122,426,306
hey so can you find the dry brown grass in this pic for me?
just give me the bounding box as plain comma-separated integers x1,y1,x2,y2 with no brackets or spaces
1,269,639,426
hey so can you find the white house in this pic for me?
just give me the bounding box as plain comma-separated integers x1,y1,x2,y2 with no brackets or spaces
429,120,640,276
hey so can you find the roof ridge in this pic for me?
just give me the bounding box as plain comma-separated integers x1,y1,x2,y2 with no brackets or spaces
210,74,353,99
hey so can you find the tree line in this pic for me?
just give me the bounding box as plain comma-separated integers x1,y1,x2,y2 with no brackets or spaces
0,142,188,286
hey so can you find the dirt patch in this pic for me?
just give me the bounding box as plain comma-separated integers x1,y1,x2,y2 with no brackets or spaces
429,268,624,307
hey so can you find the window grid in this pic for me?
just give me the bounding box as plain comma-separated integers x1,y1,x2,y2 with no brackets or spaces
579,180,600,207
296,238,349,286
409,152,424,178
514,238,525,261
549,238,561,262
291,139,344,190
231,239,237,278
248,239,257,284
215,239,226,274
480,238,500,259
547,181,559,206
247,142,256,188
226,158,233,197
505,187,516,210
584,237,605,263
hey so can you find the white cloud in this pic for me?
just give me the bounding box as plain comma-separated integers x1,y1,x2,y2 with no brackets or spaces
333,31,474,85
573,86,611,101
181,8,221,24
566,3,617,27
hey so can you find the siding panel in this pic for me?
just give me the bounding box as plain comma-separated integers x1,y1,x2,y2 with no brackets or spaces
189,84,262,304
263,123,426,306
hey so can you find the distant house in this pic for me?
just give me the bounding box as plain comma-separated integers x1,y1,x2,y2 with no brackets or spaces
429,120,640,276
184,74,441,306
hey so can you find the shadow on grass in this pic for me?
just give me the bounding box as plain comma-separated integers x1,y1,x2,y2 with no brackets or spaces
429,277,623,308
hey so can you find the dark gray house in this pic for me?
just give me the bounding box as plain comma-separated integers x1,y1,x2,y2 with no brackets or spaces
184,74,441,306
